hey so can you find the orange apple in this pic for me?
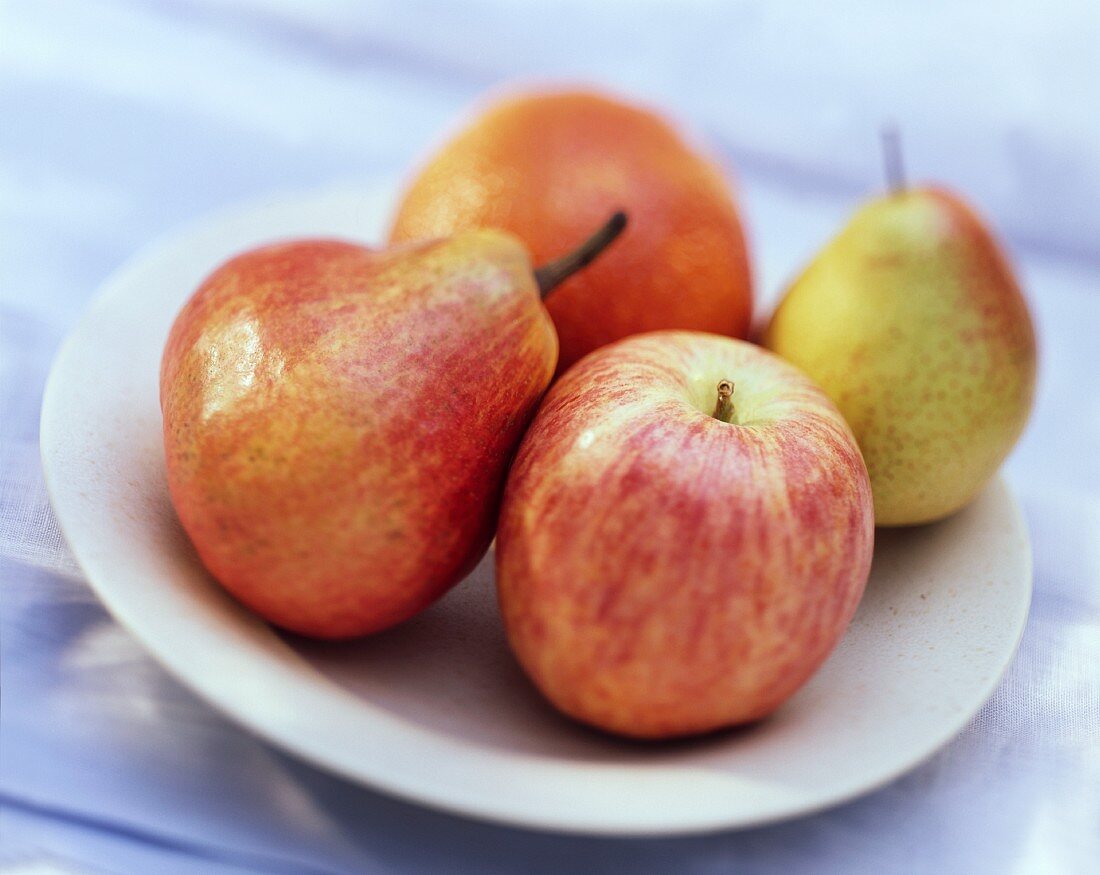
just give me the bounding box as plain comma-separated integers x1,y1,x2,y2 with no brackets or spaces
390,89,753,372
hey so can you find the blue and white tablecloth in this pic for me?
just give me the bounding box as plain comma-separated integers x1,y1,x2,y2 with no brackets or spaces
2,2,1098,872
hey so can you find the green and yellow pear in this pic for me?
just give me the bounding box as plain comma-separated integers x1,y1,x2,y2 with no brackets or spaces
763,187,1036,526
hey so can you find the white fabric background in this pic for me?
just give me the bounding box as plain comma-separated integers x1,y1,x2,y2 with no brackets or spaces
2,1,1098,872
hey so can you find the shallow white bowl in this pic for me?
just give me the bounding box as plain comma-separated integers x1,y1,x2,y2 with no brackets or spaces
40,183,1031,836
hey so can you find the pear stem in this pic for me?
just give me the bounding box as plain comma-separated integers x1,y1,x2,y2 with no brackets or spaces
881,123,906,194
534,211,628,299
712,380,735,423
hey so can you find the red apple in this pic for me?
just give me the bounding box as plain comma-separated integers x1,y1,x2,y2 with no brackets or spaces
495,331,874,738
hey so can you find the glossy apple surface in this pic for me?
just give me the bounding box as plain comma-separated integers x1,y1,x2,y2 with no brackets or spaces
161,232,556,638
496,331,874,739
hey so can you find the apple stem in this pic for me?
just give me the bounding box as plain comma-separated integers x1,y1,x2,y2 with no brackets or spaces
881,123,906,194
534,211,628,299
712,380,735,423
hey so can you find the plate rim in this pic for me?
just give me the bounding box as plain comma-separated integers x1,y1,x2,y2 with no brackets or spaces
39,183,1034,836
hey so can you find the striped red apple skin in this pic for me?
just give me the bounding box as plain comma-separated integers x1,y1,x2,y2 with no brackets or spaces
495,331,874,739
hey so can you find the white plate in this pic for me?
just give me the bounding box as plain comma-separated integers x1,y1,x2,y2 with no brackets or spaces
40,182,1032,836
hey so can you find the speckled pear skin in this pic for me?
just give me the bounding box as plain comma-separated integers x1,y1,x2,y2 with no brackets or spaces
160,231,557,638
763,188,1036,526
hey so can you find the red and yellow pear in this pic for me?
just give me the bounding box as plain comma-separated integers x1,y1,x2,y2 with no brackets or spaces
160,214,624,638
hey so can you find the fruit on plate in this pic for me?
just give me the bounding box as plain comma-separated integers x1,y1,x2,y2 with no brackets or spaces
389,88,753,372
160,214,625,639
495,331,874,739
762,186,1036,526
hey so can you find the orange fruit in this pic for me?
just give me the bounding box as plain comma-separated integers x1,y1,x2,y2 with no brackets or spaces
389,88,753,371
